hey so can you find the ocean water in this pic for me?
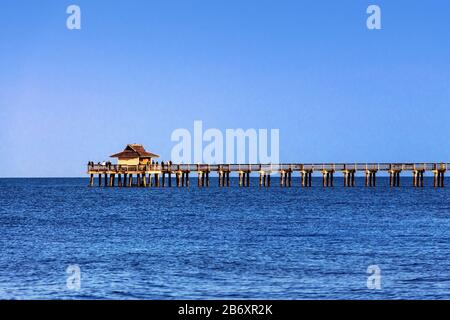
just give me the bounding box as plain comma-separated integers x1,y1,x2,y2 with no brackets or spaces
0,177,449,300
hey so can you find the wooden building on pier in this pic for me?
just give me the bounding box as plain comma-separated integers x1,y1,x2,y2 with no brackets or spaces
110,144,159,166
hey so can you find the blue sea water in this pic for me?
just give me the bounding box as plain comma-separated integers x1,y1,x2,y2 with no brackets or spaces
0,177,449,300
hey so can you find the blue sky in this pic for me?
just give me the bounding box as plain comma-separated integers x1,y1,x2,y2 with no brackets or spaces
1,0,449,177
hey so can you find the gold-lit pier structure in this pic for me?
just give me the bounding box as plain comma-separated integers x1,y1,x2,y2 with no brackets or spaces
87,144,447,188
88,162,448,188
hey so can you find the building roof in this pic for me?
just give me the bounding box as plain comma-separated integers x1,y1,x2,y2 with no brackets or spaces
110,144,160,159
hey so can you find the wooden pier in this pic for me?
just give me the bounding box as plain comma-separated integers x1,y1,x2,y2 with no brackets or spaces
87,162,448,188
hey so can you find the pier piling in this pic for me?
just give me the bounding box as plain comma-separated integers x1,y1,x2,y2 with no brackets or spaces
413,170,424,187
301,171,312,187
343,170,355,187
434,170,446,188
322,171,334,187
365,171,377,187
389,170,401,187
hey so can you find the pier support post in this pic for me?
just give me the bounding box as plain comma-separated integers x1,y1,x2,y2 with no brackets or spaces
390,170,401,187
302,171,312,187
142,174,147,187
281,171,292,187
176,172,180,187
413,170,424,188
206,171,210,187
123,173,127,187
89,174,94,187
434,170,445,187
168,172,172,187
109,174,114,187
301,171,309,187
186,172,190,187
344,170,355,187
246,171,250,187
365,171,376,187
118,174,122,187
155,173,160,187
198,171,207,187
137,174,141,187
104,173,108,187
420,170,424,187
128,174,133,187
322,171,333,187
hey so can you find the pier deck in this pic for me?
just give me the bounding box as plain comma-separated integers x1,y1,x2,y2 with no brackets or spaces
87,162,448,188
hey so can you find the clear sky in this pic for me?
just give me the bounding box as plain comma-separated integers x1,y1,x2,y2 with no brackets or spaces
1,0,449,177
